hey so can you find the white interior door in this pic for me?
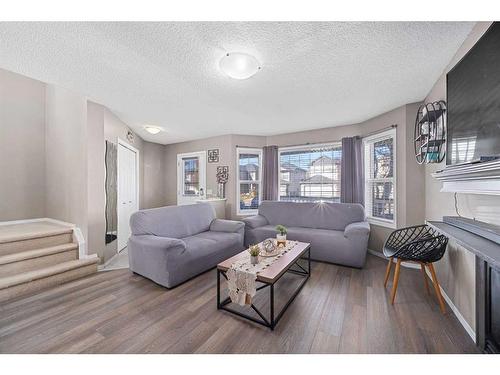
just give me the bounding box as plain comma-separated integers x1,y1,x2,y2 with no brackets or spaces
177,151,206,205
118,141,139,252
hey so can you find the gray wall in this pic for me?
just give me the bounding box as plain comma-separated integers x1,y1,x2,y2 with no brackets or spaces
87,101,106,262
0,69,46,221
45,84,89,242
423,22,497,332
143,141,167,209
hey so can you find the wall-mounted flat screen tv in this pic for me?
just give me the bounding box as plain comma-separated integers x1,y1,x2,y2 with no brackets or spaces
446,22,500,165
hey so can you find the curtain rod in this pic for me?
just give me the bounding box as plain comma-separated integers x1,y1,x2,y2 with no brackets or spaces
361,124,397,139
235,124,397,149
236,142,340,149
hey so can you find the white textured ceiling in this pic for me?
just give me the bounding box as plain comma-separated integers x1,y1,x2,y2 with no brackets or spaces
0,22,474,144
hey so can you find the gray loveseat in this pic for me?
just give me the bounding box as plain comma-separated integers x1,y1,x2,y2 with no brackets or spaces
128,203,245,288
243,201,370,268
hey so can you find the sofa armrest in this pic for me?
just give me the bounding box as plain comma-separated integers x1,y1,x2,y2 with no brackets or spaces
344,221,370,239
210,219,245,233
128,235,186,256
242,215,268,229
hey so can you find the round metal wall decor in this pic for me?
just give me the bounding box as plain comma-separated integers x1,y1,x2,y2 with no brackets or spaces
414,101,447,164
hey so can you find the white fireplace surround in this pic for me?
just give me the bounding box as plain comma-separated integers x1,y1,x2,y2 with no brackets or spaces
432,159,500,195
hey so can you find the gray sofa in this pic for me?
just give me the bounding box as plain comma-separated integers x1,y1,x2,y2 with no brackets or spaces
243,201,370,268
128,203,245,288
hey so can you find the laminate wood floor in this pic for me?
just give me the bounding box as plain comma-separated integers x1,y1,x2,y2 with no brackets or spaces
0,255,479,354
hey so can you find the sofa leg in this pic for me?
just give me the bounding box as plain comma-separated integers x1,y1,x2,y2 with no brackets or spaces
384,258,393,287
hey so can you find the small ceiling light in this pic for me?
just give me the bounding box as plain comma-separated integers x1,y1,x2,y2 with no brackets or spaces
144,125,162,135
219,52,261,80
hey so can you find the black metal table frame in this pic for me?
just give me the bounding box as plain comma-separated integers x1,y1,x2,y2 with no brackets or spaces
217,247,311,330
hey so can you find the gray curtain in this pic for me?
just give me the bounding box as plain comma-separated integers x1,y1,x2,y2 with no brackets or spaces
341,137,364,205
262,145,279,201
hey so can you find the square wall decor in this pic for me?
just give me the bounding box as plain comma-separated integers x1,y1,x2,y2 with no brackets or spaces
208,149,220,163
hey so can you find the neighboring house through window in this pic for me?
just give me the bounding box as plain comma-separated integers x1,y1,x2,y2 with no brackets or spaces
237,147,262,215
363,128,397,228
278,143,342,203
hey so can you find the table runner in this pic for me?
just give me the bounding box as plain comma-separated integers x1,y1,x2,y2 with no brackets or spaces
227,240,298,306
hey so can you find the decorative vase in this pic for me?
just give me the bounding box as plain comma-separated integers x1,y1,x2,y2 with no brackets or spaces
217,183,226,198
250,255,259,265
276,234,287,247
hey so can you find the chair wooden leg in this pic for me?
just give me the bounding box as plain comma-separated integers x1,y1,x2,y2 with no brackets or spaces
427,263,446,314
390,259,402,305
384,258,393,287
420,262,430,295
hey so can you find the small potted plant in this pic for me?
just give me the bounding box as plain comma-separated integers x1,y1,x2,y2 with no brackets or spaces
275,225,287,247
249,244,261,265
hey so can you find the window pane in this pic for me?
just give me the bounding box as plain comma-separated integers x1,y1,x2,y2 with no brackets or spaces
239,153,260,181
370,182,394,220
183,157,199,195
279,145,341,203
240,183,259,211
373,138,394,178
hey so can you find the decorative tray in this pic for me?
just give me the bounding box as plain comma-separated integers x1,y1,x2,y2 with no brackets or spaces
259,248,282,257
258,239,294,257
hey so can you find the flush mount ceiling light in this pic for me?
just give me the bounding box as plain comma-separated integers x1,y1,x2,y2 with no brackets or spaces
219,52,261,80
144,125,163,135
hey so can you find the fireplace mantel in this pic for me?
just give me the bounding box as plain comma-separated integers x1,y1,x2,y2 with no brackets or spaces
431,159,500,195
428,221,500,353
428,221,500,269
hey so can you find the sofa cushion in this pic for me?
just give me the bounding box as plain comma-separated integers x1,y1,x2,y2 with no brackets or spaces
286,227,358,264
181,231,244,275
130,203,215,238
246,224,278,243
190,231,242,250
287,226,345,245
257,201,365,231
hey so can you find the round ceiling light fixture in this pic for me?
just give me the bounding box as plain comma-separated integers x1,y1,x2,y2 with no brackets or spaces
219,52,261,80
144,125,163,135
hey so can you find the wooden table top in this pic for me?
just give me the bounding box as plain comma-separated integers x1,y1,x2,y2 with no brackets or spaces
217,241,310,284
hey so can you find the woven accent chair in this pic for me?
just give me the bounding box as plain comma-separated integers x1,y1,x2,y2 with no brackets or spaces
383,224,448,314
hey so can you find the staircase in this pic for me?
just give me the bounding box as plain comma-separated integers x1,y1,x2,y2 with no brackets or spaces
0,220,99,302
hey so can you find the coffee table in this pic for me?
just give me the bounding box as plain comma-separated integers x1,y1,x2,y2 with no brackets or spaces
216,241,311,330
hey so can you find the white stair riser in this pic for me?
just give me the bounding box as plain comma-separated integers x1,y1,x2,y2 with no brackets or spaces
0,249,78,278
0,233,73,256
0,263,97,303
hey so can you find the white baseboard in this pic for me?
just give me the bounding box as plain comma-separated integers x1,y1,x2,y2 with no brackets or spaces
437,282,476,342
99,252,118,270
367,248,476,343
98,249,128,272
